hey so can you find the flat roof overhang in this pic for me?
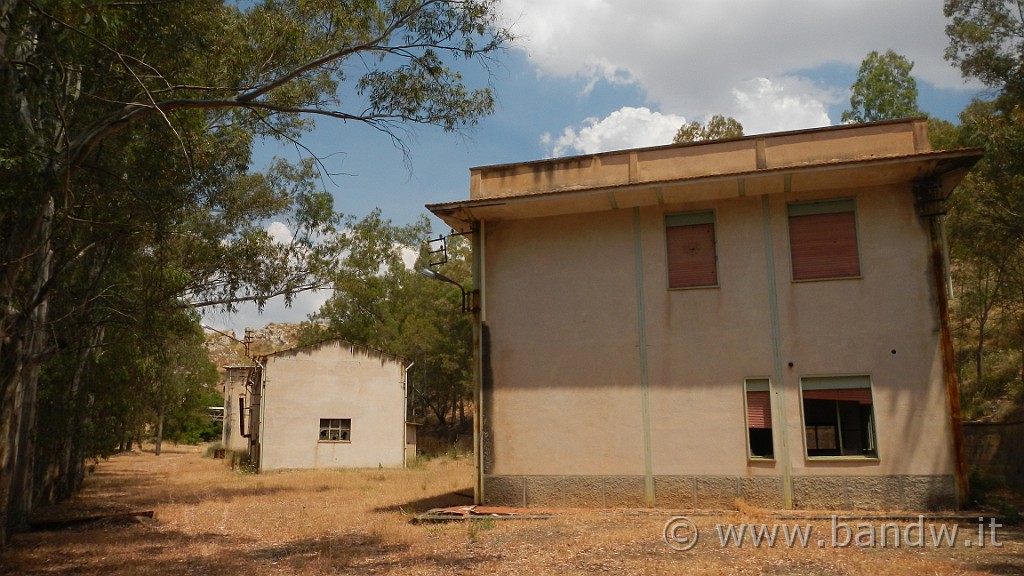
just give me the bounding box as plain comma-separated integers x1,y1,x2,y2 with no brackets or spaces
427,149,983,232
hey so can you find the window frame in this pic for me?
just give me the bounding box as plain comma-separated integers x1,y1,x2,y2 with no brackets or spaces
665,211,719,289
787,198,862,282
798,375,878,460
743,378,775,460
318,418,352,443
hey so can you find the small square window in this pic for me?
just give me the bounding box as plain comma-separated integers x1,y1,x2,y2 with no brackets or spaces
666,212,717,288
319,418,351,442
800,376,876,458
788,199,860,281
744,378,774,459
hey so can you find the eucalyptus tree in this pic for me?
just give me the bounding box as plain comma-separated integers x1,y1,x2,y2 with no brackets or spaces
946,101,1024,410
300,212,473,435
945,0,1024,107
941,1,1024,415
0,0,512,544
673,114,743,143
842,50,921,124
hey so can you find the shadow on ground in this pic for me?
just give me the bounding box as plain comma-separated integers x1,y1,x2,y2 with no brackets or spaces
373,488,474,514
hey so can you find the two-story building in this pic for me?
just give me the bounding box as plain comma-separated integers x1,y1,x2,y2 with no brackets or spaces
427,119,982,510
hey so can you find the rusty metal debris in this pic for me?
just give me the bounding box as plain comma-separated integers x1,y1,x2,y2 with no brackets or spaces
413,505,553,523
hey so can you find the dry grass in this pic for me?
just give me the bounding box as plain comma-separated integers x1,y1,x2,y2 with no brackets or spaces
2,446,1022,575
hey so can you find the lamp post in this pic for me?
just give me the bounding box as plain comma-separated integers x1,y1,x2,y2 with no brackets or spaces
418,268,477,313
419,264,482,503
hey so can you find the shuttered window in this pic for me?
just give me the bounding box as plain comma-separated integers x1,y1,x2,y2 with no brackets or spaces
788,200,860,281
801,388,873,404
666,212,718,288
744,379,774,459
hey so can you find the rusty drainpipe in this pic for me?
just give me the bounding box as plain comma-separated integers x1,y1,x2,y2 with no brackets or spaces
916,178,969,507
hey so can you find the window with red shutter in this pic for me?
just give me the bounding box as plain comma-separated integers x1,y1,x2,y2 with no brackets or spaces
666,212,718,288
744,379,774,459
788,199,860,281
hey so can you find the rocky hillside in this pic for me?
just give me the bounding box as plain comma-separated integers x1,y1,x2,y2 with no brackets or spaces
204,322,308,368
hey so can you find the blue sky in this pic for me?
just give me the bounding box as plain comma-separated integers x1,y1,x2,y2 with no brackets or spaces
203,0,983,333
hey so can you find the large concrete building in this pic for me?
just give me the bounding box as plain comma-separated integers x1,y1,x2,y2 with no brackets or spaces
427,119,982,510
221,340,412,471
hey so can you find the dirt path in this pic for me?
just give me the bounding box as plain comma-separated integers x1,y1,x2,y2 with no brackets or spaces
2,446,1022,575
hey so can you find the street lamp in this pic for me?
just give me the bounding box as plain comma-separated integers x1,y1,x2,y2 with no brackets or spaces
418,268,477,313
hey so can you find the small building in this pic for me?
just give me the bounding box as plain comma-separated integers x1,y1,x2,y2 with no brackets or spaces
427,119,982,510
220,340,413,471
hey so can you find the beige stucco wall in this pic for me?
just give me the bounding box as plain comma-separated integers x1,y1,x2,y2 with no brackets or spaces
258,341,406,471
480,181,955,507
485,209,644,476
221,367,253,453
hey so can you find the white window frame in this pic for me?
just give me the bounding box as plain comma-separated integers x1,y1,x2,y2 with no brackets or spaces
319,418,352,443
799,375,878,460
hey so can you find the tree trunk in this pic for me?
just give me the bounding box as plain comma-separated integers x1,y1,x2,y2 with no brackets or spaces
976,317,987,389
154,410,165,456
0,195,53,549
35,326,104,506
1019,318,1024,391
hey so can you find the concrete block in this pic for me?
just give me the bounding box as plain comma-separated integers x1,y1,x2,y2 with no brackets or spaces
604,476,647,508
563,476,606,508
793,476,847,510
484,475,524,507
740,476,784,509
654,476,696,509
696,476,740,509
901,475,956,511
846,476,902,510
525,476,564,507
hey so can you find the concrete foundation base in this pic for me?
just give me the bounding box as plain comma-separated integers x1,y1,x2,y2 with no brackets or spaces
484,474,957,511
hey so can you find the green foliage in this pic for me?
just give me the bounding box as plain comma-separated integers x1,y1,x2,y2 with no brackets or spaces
945,100,1024,422
927,117,961,149
945,0,1024,107
842,50,921,123
467,518,495,542
1,0,513,534
82,309,221,452
673,115,744,143
940,5,1024,422
300,211,472,434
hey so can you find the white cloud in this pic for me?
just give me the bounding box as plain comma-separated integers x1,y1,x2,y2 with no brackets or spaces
501,0,977,138
266,221,293,244
730,77,838,135
400,245,418,270
542,106,686,157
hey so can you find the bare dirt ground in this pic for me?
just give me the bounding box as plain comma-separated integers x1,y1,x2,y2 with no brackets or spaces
1,445,1022,575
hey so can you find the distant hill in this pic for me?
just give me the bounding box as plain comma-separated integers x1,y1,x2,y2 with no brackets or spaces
203,323,307,368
